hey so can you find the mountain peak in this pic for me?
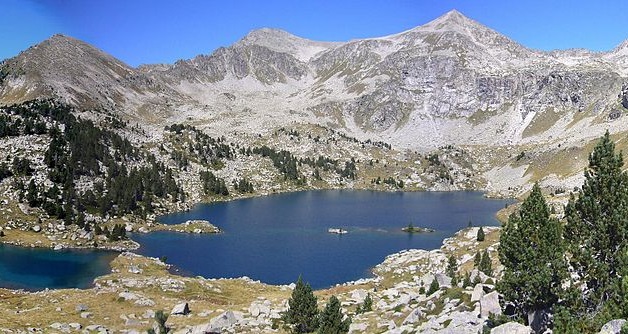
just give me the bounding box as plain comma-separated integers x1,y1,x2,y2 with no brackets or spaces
23,33,109,62
48,33,75,42
243,28,300,42
37,34,88,49
423,9,483,32
240,27,338,62
441,9,466,21
613,39,628,52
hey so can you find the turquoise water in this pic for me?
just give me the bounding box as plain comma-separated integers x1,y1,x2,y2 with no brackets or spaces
0,244,116,291
134,190,513,289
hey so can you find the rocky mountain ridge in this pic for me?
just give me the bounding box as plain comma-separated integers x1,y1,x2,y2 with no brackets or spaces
1,10,628,194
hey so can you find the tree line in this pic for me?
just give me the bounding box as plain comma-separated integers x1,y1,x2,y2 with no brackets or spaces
4,100,182,224
497,132,628,332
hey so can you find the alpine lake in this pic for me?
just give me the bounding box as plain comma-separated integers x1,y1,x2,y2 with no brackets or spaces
0,190,513,290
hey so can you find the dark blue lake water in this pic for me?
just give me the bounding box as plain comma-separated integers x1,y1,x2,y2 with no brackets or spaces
0,244,116,291
134,190,512,289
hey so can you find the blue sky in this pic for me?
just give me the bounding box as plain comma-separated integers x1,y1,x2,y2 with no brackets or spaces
2,0,628,67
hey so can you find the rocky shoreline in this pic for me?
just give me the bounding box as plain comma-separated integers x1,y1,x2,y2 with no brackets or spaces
0,225,518,333
0,213,220,251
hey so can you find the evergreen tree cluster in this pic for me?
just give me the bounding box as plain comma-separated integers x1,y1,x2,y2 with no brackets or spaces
252,146,301,181
0,109,47,137
304,155,338,173
233,177,254,193
12,157,33,176
286,126,390,150
165,124,235,167
200,170,229,196
372,176,404,189
285,276,351,334
250,145,358,183
427,278,440,295
106,223,127,241
498,132,628,332
0,67,8,85
302,155,357,181
0,162,12,181
6,100,182,222
339,160,357,180
164,124,364,185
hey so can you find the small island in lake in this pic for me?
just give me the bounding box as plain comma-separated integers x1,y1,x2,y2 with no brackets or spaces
328,228,348,234
402,223,435,233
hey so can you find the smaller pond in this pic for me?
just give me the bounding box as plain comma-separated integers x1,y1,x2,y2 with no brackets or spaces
0,244,116,291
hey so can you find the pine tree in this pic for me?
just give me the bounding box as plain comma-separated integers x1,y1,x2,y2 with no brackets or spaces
154,310,168,334
479,249,493,277
462,271,472,288
446,254,458,285
427,278,440,295
498,183,567,323
474,251,481,268
564,131,628,320
477,226,485,241
358,293,372,313
285,276,319,333
26,179,39,207
318,295,350,334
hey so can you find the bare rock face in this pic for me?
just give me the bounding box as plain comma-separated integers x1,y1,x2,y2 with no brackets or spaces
621,83,628,109
159,43,310,84
2,10,628,151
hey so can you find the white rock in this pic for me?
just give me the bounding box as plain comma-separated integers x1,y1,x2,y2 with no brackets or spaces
119,292,139,301
471,283,485,302
143,309,155,319
402,308,424,325
349,322,368,334
209,310,243,331
135,298,155,307
491,322,532,334
435,273,452,288
171,302,190,315
249,304,260,317
49,323,63,330
480,291,501,318
600,319,628,334
350,289,368,303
